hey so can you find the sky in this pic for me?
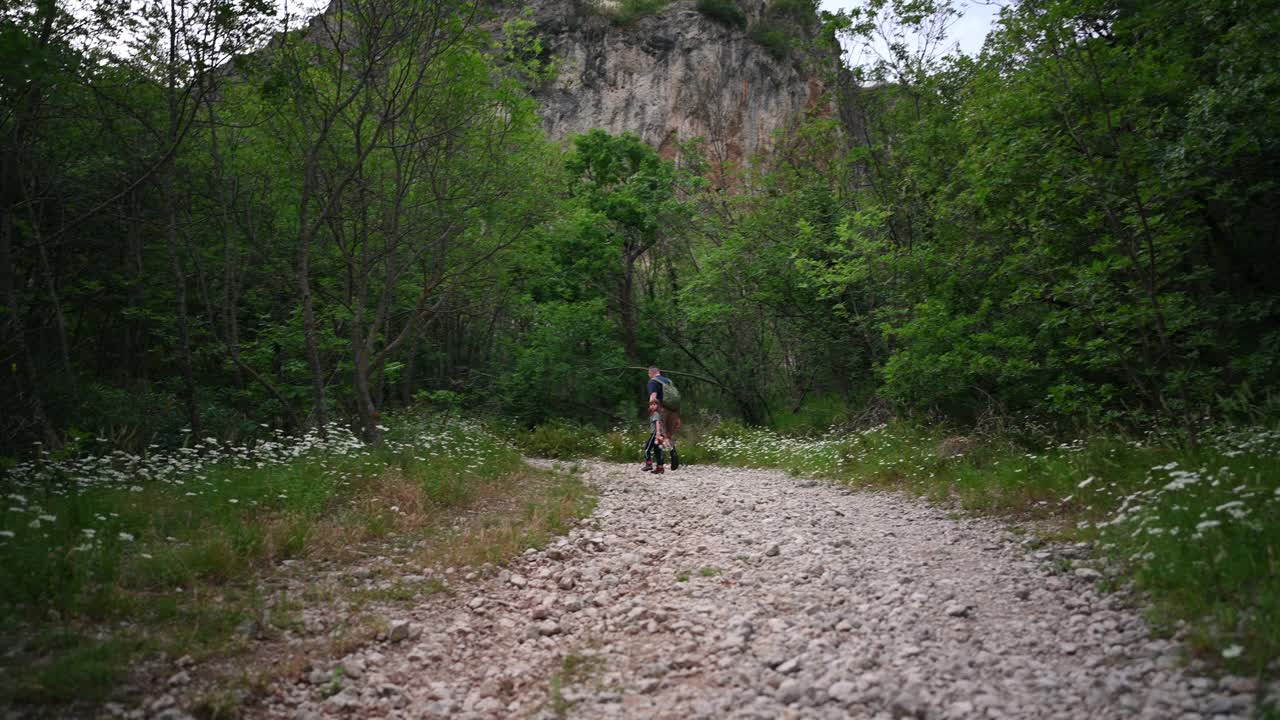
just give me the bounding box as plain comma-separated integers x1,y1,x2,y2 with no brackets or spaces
818,0,1006,66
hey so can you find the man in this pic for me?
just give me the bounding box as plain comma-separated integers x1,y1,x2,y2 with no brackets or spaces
642,366,679,472
646,366,668,406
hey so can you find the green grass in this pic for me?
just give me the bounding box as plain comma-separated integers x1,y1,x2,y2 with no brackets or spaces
596,0,669,26
691,420,1280,676
0,415,538,707
510,418,711,466
0,634,140,705
547,650,605,717
508,414,1280,675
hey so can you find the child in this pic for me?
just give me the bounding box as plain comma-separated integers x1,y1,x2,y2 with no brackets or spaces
641,400,679,473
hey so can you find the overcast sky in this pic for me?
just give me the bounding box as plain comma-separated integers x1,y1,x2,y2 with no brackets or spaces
818,0,1005,64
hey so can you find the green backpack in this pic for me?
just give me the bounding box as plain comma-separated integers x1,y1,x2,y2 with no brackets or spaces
658,377,681,411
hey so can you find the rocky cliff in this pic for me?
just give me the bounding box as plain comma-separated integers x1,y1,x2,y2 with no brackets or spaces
507,0,830,164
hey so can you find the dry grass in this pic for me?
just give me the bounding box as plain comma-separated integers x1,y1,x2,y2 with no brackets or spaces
181,462,595,713
428,468,596,569
1,447,596,716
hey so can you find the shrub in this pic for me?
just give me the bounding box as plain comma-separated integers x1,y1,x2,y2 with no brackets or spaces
771,394,853,436
608,0,668,26
767,0,817,24
748,22,791,59
514,421,607,459
696,0,747,29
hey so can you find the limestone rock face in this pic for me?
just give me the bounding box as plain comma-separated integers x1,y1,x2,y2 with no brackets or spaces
512,0,826,162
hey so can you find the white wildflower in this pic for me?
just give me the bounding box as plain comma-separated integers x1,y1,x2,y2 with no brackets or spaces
38,514,56,522
1195,520,1221,531
1078,476,1096,489
1221,645,1243,659
118,532,135,542
0,530,14,538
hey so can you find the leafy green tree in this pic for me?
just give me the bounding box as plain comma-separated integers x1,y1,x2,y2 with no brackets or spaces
564,130,683,363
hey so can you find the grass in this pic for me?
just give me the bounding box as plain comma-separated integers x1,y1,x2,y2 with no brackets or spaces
509,418,712,466
516,414,1279,677
547,650,606,717
0,415,596,710
592,0,669,26
693,421,1280,677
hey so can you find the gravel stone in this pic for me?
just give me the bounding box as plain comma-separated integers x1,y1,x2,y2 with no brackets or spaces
240,459,1253,720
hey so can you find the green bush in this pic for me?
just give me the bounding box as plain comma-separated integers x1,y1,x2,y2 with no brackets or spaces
748,22,791,59
514,421,607,459
696,0,747,29
767,0,817,24
771,395,852,436
609,0,668,25
496,300,630,426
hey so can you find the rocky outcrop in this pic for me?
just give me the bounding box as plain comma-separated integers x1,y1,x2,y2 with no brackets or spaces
510,0,830,164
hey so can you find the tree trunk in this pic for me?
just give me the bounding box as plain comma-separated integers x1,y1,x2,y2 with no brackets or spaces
351,312,380,443
298,234,328,432
620,250,639,363
27,213,71,377
1,206,59,447
166,200,201,436
166,0,200,437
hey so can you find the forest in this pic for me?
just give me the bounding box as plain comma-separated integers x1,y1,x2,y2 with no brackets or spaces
3,0,1278,448
2,0,1279,709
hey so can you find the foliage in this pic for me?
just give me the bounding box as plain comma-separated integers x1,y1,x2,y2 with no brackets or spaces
496,300,630,425
696,0,747,29
0,414,554,704
693,420,1280,672
512,420,611,460
605,0,669,26
746,0,820,59
748,23,792,60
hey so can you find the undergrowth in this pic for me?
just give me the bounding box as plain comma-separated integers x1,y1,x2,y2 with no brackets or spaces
515,416,1279,677
0,415,590,708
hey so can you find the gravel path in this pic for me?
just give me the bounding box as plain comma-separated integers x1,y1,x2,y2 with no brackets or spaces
258,460,1262,720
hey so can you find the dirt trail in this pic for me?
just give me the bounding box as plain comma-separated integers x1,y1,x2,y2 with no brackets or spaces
256,460,1261,719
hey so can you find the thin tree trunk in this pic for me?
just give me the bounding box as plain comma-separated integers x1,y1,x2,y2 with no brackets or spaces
620,250,639,363
351,301,379,442
167,0,200,436
298,231,328,431
1,208,58,447
25,207,71,377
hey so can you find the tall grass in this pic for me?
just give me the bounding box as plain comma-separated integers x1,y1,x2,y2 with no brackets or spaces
514,416,1279,675
696,421,1280,676
509,418,712,465
0,415,533,705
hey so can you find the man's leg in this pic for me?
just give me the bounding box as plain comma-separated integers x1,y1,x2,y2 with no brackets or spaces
642,433,656,470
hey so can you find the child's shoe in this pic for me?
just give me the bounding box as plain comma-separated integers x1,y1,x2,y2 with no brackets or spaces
641,461,653,472
652,465,665,474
